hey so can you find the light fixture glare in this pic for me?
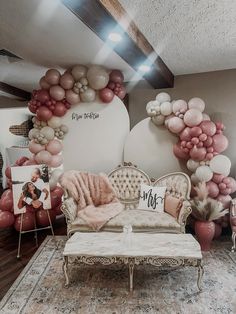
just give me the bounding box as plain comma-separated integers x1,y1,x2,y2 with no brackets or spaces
108,32,122,42
138,64,151,73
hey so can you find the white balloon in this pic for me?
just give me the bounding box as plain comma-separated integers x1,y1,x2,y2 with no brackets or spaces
187,159,200,172
191,173,200,185
209,155,231,176
160,102,172,116
151,115,165,126
202,113,211,121
188,97,205,112
28,128,40,140
195,165,213,182
48,116,62,129
155,92,171,103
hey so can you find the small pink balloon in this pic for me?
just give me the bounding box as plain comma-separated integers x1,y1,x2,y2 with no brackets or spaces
53,102,67,117
203,136,213,147
173,142,189,160
35,150,52,165
191,137,199,145
217,194,232,209
29,140,45,154
184,109,203,127
212,173,225,184
99,88,114,103
215,121,224,130
190,126,202,137
46,139,63,155
59,73,75,90
212,134,228,153
197,142,204,148
183,148,189,154
222,177,231,185
45,69,61,85
65,89,80,105
219,183,227,190
117,85,126,100
200,121,216,136
50,154,63,168
49,85,65,101
206,153,214,160
190,146,206,161
168,117,186,134
206,181,220,198
180,140,186,147
180,127,192,141
199,133,207,142
35,89,50,103
172,100,188,114
227,177,236,193
207,147,214,153
220,188,231,195
186,142,193,149
36,106,53,121
109,70,124,83
39,76,51,90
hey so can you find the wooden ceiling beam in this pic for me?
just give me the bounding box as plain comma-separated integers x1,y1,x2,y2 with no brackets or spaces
62,0,174,88
0,82,31,100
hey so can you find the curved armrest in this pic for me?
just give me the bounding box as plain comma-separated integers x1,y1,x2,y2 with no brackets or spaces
61,197,77,224
178,200,192,232
230,199,236,217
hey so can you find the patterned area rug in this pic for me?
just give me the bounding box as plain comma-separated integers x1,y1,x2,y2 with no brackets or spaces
0,236,235,314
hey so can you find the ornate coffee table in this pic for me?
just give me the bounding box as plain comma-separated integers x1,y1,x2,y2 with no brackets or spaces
63,232,203,292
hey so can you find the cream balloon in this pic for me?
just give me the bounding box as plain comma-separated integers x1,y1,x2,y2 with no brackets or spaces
40,126,55,140
209,155,231,176
160,102,172,116
186,159,200,172
155,92,171,103
80,88,96,102
47,116,62,129
151,115,165,126
195,165,213,182
87,65,109,90
71,65,88,81
28,128,40,140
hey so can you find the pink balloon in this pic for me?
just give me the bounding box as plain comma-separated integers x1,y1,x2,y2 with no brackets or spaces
220,188,231,195
35,150,52,164
35,89,50,103
206,181,219,198
36,106,53,121
50,154,63,168
1,189,12,199
191,137,199,145
117,85,126,100
15,156,29,166
173,142,189,160
5,166,12,179
197,142,204,148
215,121,224,130
184,109,203,127
199,133,207,142
212,173,225,184
219,183,227,190
52,102,67,117
109,70,124,83
65,89,80,105
217,194,232,209
45,69,61,85
212,134,228,153
206,153,214,160
180,127,192,141
29,140,45,154
207,147,214,153
46,139,63,155
0,210,15,228
227,177,236,193
190,146,206,161
200,121,216,136
190,126,202,137
49,85,65,101
39,76,51,90
99,88,114,103
59,73,75,90
203,136,213,147
23,159,37,166
172,100,188,114
168,117,186,134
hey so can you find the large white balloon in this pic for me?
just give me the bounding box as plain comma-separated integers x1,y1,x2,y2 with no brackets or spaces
146,100,160,117
188,97,205,112
209,155,231,176
187,159,200,172
155,92,171,103
160,102,172,116
195,165,213,182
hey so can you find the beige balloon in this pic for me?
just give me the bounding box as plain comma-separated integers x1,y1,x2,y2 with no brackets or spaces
48,116,62,129
40,126,55,140
80,88,96,102
87,65,109,90
71,65,88,81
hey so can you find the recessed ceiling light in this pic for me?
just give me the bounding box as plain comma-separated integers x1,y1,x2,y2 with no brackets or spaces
138,64,151,73
108,32,123,42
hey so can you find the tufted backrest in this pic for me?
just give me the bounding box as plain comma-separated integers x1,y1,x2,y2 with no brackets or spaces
153,172,191,200
108,165,151,209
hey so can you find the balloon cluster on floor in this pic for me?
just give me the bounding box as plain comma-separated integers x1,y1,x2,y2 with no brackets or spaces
0,157,64,230
146,93,236,227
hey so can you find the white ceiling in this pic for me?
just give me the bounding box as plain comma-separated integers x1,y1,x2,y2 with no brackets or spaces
0,0,138,92
120,0,236,75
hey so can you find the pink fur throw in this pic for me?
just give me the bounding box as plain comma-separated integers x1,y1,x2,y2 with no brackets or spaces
60,170,123,231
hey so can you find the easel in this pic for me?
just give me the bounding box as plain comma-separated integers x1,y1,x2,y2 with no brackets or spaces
17,208,56,259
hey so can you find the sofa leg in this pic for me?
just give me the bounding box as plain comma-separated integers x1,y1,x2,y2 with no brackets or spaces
231,232,236,252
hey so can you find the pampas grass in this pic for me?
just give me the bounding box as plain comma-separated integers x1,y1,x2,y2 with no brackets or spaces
191,182,229,221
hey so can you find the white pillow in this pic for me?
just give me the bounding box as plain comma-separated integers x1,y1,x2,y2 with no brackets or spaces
138,184,166,212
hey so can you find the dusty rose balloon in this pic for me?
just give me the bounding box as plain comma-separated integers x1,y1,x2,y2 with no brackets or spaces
212,134,228,153
217,194,232,209
5,167,11,179
203,136,213,147
39,76,51,90
29,140,45,154
65,89,80,105
117,85,126,99
49,85,65,101
14,212,35,231
212,173,225,184
188,97,205,112
190,146,206,161
99,88,114,103
46,139,63,155
0,195,13,212
0,210,15,228
35,150,52,164
173,142,189,160
200,121,216,136
219,183,227,190
59,73,75,90
36,209,56,226
227,177,236,193
206,181,220,198
45,69,61,85
23,159,37,166
190,126,202,137
36,106,53,121
206,153,214,160
220,188,231,195
35,89,50,103
51,186,64,198
1,189,12,200
199,133,207,142
71,65,88,81
180,127,192,141
109,70,124,83
172,100,188,114
184,109,203,127
168,117,185,133
50,154,63,168
53,102,67,117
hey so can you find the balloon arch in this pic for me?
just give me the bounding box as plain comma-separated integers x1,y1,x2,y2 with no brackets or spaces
146,92,236,227
0,65,126,230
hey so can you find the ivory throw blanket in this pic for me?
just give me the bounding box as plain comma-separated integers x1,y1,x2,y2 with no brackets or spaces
60,171,123,231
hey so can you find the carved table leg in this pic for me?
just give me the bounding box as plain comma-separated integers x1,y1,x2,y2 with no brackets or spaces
63,256,69,287
197,261,204,291
129,261,135,292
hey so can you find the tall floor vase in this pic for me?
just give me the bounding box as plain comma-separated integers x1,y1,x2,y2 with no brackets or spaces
195,221,215,251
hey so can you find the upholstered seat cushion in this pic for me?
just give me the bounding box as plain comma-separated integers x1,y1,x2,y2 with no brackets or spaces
71,209,182,233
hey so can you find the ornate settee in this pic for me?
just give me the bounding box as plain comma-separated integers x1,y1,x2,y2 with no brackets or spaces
61,164,192,237
230,199,236,252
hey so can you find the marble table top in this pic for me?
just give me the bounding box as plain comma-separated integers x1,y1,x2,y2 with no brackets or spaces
63,232,202,260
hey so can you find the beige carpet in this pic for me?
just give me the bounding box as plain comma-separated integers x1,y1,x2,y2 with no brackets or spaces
0,236,235,314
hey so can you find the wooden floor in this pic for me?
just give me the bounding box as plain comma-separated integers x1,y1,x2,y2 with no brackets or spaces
0,216,67,301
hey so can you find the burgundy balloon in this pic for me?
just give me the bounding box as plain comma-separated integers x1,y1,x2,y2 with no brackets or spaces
14,212,35,231
35,89,50,103
5,167,11,179
53,102,67,117
51,186,64,198
53,203,63,216
117,85,126,99
0,210,15,228
28,102,37,114
36,106,53,121
99,88,114,103
1,189,12,199
50,190,62,208
109,70,124,84
0,196,13,212
36,209,56,227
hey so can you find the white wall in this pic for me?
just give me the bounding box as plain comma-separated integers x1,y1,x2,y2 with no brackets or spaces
129,69,236,177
